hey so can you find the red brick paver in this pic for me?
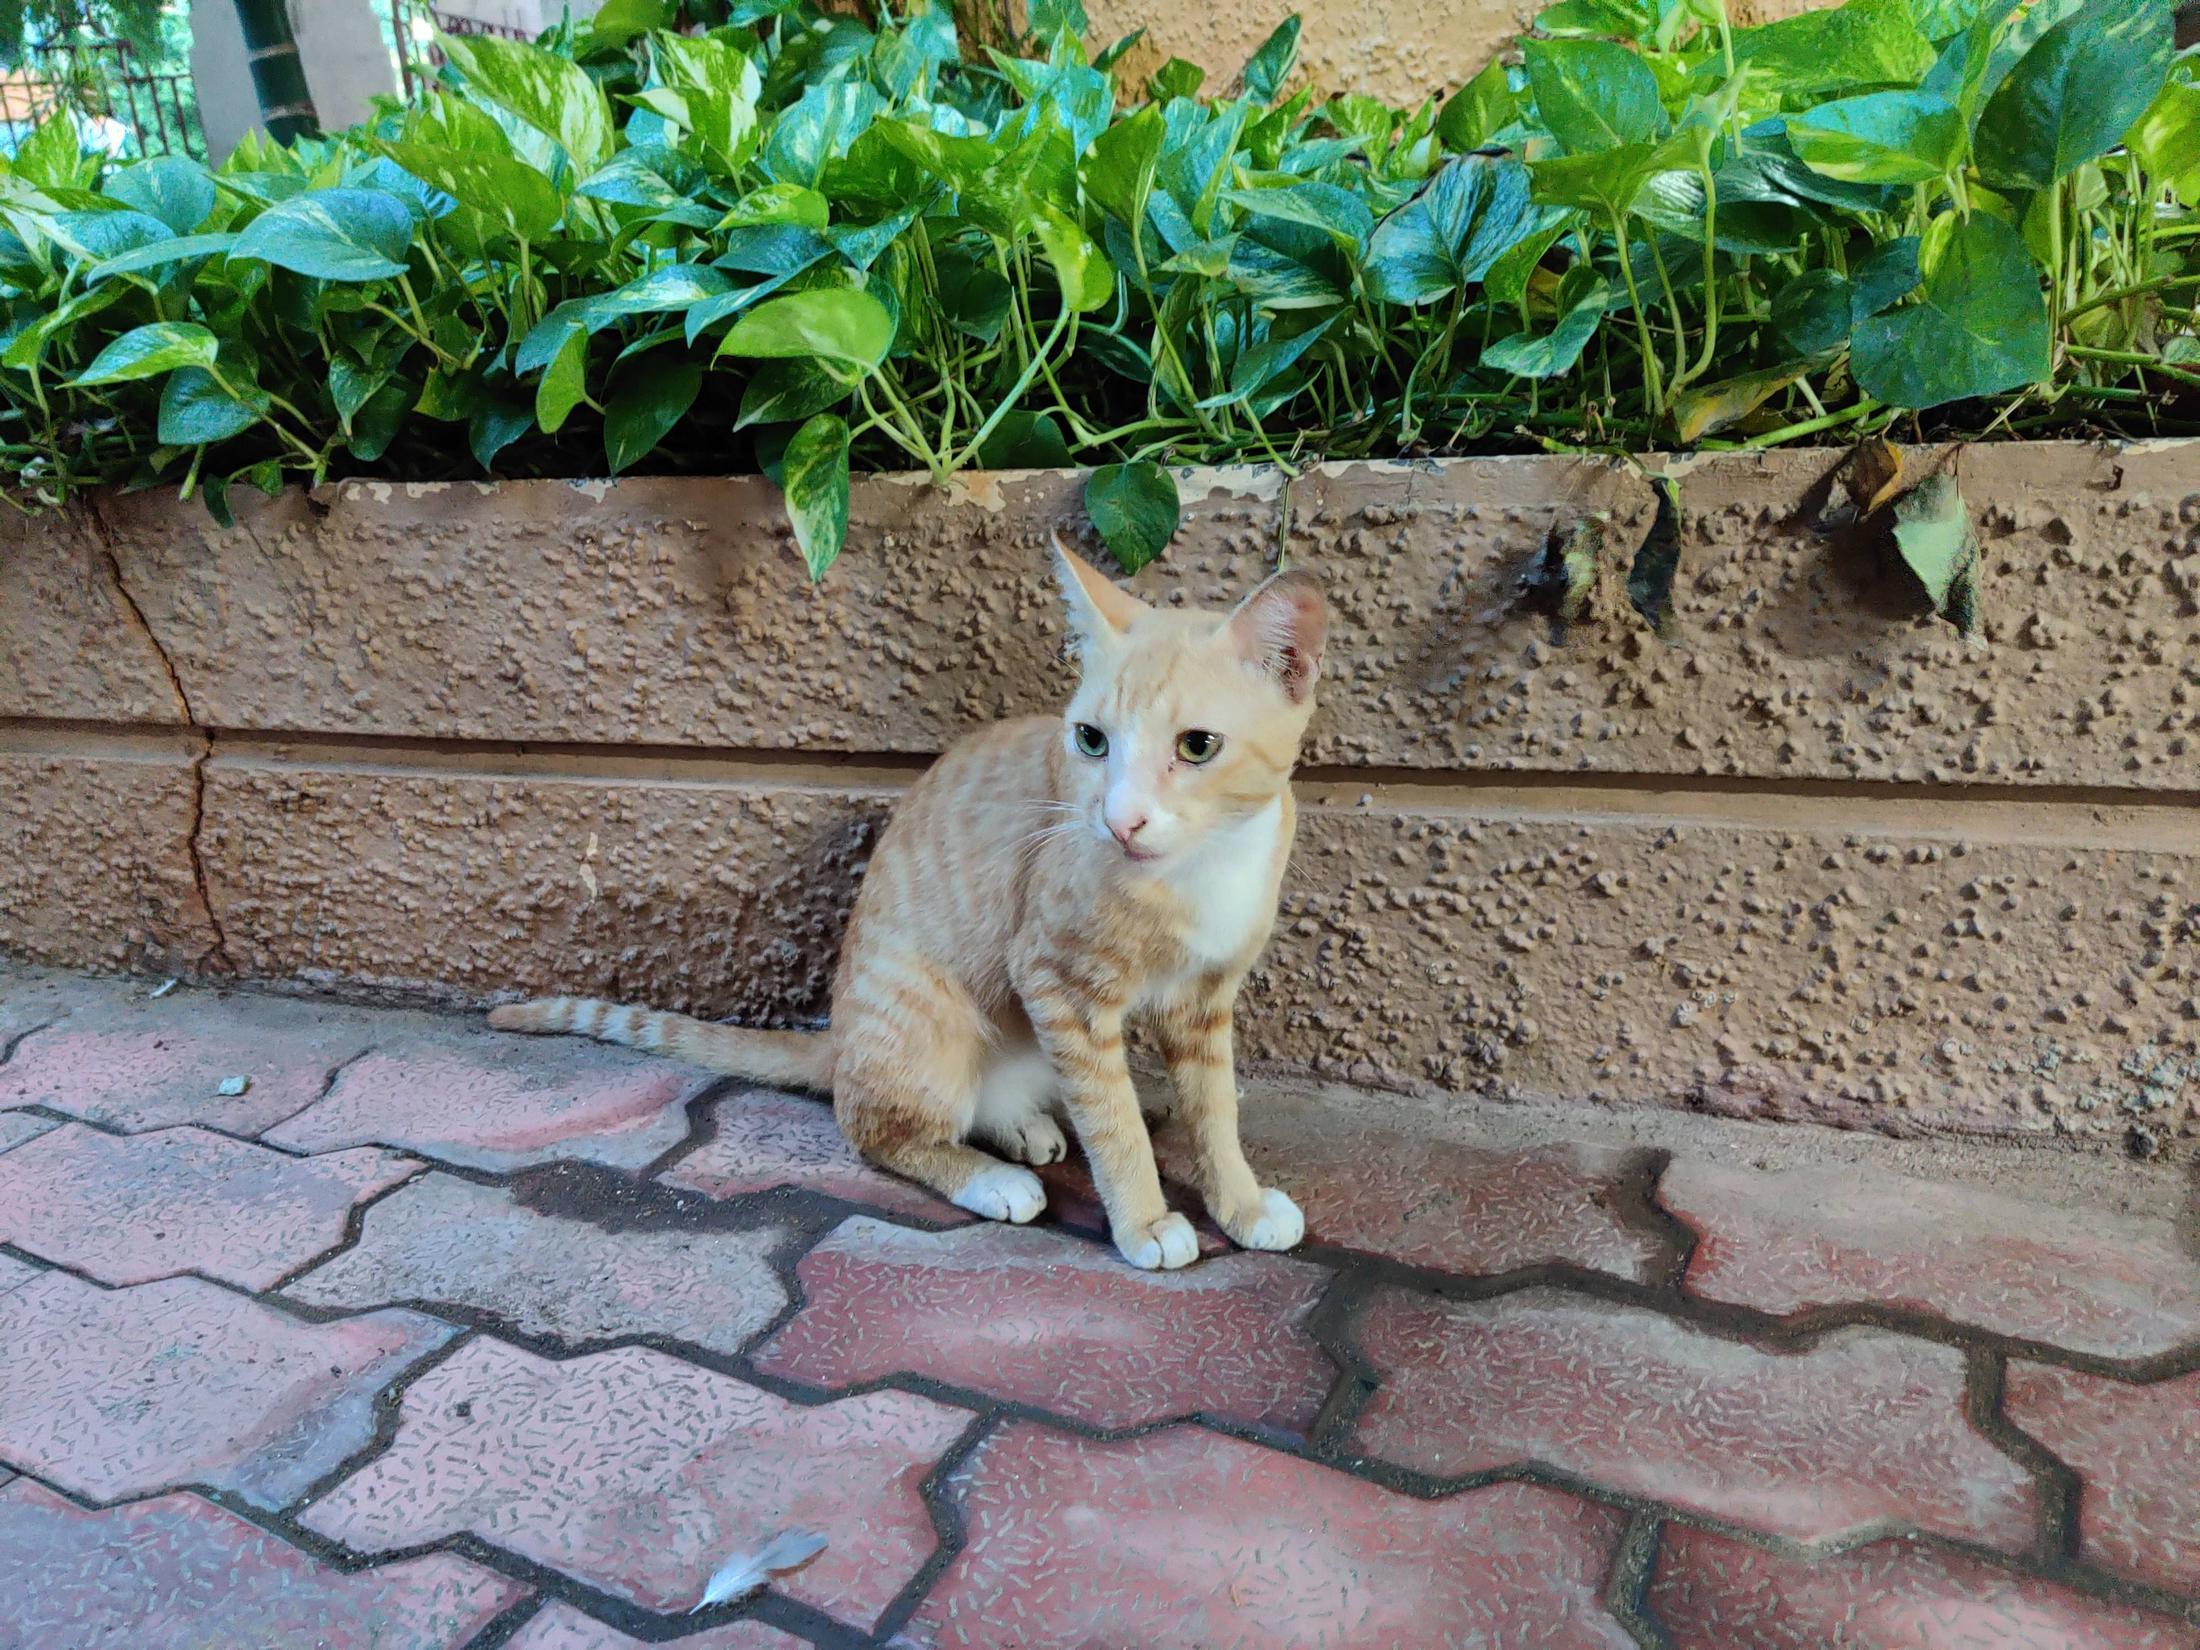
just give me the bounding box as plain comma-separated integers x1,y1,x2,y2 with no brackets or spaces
267,1036,708,1172
302,1336,969,1630
1662,1160,2200,1360
508,1604,808,1649
1649,1525,2199,1648
663,1089,969,1223
0,1123,419,1289
2004,1363,2200,1597
0,990,378,1135
285,1171,789,1356
1350,1285,2037,1549
1169,1114,1666,1280
754,1215,1334,1433
898,1424,1638,1650
0,1478,523,1650
0,1270,454,1507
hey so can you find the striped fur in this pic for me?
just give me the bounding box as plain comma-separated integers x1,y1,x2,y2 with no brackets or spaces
489,540,1327,1269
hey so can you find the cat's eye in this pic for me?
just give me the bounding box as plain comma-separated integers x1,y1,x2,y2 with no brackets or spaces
1073,723,1109,758
1175,729,1223,765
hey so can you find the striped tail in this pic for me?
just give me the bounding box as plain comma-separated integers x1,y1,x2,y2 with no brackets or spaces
486,997,834,1092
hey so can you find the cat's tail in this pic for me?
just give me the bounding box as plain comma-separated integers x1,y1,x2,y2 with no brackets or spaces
486,997,834,1092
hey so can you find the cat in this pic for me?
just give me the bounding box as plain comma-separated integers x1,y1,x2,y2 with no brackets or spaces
489,537,1327,1270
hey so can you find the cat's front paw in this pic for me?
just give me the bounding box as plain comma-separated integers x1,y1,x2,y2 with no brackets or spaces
997,1115,1068,1166
1221,1186,1305,1251
1116,1211,1198,1270
954,1163,1047,1223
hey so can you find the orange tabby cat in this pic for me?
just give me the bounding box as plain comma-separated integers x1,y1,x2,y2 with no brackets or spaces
490,539,1326,1269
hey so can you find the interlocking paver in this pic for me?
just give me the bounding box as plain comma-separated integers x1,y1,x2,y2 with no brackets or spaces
0,1270,454,1507
0,1254,37,1298
662,1089,968,1223
1649,1525,2199,1648
508,1603,808,1649
2004,1363,2200,1596
285,1171,789,1356
754,1215,1333,1433
266,1034,708,1172
302,1336,968,1630
0,1123,419,1289
1163,1111,1665,1280
0,988,379,1136
1350,1285,2037,1549
1662,1159,2200,1360
897,1424,1637,1650
0,1477,523,1650
0,1113,51,1155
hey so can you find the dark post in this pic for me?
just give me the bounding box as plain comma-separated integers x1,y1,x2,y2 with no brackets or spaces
231,0,319,142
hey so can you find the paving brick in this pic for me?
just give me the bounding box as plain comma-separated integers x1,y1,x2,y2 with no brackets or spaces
897,1424,1637,1650
2004,1363,2200,1597
1649,1525,2199,1649
0,1271,454,1508
755,1216,1334,1433
1349,1285,2037,1550
508,1603,807,1649
265,1035,708,1172
0,1254,37,1298
302,1337,968,1630
0,988,380,1136
662,1089,968,1224
285,1171,788,1357
1160,1107,1665,1280
0,1123,419,1289
0,1477,523,1650
1663,1160,2200,1360
0,1113,52,1155
0,964,123,1050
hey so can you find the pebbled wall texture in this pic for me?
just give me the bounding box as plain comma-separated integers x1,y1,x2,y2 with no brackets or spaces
2,442,2196,1155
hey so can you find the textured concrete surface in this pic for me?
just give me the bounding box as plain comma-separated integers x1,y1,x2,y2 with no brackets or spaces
6,448,2199,1153
4,969,2199,1647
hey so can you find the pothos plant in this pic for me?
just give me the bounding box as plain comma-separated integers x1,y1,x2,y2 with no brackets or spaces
0,0,2191,591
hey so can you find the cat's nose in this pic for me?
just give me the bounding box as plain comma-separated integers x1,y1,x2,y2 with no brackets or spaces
1107,810,1148,849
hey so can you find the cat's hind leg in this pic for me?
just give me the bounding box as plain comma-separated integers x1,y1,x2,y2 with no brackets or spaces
971,1042,1068,1166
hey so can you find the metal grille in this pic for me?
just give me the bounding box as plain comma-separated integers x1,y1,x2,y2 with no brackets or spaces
1,35,204,161
387,3,535,100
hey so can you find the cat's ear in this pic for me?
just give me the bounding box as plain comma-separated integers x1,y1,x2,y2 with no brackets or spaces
1051,534,1148,648
1224,567,1327,703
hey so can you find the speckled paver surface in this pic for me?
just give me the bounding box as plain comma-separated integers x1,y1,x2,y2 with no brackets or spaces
3,967,2197,1650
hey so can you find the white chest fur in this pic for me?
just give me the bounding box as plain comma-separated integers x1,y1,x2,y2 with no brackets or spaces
1163,797,1286,971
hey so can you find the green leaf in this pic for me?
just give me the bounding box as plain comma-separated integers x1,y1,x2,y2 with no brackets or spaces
1366,154,1537,305
735,359,849,429
2129,65,2200,199
588,0,674,49
973,411,1072,469
329,359,383,427
1852,211,2048,410
375,142,564,243
536,327,590,434
716,288,894,370
69,322,219,387
231,187,414,281
1240,16,1301,102
763,81,884,189
86,231,238,284
2,282,126,370
652,32,765,173
717,182,830,230
1771,268,1854,356
1524,39,1668,156
1974,0,2171,190
442,31,616,171
1892,472,1979,630
1085,461,1180,573
1222,180,1375,252
1528,139,1676,218
1086,102,1165,230
781,412,851,580
1031,203,1114,312
469,398,534,470
1482,275,1611,377
11,114,83,190
1198,315,1335,408
1726,0,1936,98
105,157,217,234
348,382,410,462
158,367,266,446
1437,59,1520,153
1148,58,1205,103
583,264,734,331
604,361,702,472
1788,91,1966,186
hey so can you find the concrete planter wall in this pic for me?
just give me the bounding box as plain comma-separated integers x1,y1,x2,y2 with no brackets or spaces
4,442,2196,1153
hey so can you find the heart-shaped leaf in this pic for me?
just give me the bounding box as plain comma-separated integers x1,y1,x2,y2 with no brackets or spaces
69,322,219,387
1974,0,2171,189
1852,211,2048,410
232,188,414,281
1086,461,1180,572
781,412,851,580
1892,472,1979,630
716,288,894,370
604,361,702,472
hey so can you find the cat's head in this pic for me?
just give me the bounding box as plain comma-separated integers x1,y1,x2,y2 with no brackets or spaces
1051,536,1327,870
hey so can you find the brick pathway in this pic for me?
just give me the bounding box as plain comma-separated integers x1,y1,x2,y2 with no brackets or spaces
1,968,2197,1650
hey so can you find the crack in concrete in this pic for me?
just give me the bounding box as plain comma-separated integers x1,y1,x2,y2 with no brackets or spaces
80,500,231,974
